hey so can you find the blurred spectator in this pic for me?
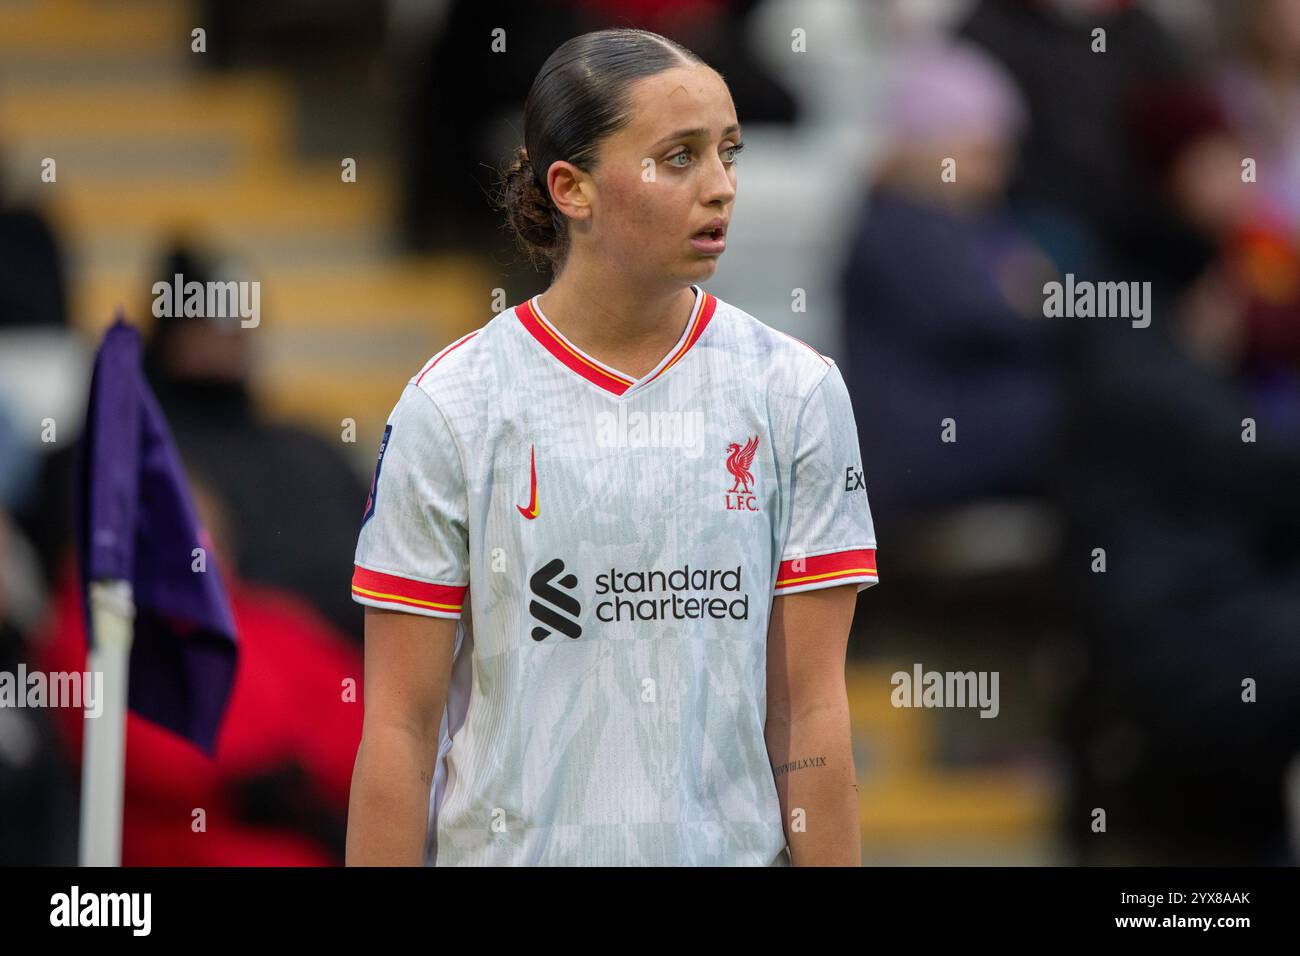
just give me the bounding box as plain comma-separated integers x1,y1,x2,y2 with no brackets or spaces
0,508,77,865
1211,0,1300,396
839,40,1063,536
143,242,367,643
0,398,40,516
0,163,83,864
1215,0,1300,224
0,207,68,331
1058,300,1300,864
398,0,799,254
1125,79,1300,419
958,0,1196,273
1058,76,1300,866
0,192,79,601
0,154,68,330
34,479,364,866
196,0,385,72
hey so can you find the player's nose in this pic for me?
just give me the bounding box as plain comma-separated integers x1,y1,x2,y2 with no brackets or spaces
701,154,736,206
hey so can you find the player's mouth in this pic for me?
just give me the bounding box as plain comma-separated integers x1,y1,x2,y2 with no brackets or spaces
690,219,727,255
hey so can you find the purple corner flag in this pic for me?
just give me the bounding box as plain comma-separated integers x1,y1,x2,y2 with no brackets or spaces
75,315,239,755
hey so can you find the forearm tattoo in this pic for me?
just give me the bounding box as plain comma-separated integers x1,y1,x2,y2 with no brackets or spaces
771,755,827,778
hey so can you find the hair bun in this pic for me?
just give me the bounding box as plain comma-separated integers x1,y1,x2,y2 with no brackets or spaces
497,144,560,272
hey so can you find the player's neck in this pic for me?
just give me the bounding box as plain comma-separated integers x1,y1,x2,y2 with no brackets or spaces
536,271,696,381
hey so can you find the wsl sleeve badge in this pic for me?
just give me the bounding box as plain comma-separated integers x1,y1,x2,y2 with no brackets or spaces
361,423,392,526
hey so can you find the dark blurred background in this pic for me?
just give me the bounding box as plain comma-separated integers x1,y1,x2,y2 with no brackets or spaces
0,0,1298,866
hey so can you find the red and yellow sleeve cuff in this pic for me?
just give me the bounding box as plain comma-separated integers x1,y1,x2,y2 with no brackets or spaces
773,548,878,596
351,564,467,619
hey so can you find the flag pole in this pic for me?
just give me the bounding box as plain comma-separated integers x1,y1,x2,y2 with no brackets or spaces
79,579,135,867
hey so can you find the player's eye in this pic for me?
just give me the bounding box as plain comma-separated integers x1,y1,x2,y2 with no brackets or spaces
668,142,745,168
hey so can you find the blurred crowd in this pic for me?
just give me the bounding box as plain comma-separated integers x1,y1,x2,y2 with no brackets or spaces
0,0,1298,865
841,0,1300,864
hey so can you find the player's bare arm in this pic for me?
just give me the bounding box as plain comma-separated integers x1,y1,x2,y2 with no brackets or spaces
346,607,457,866
765,584,862,867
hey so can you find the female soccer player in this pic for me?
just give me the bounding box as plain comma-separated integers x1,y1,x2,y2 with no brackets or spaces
346,27,878,866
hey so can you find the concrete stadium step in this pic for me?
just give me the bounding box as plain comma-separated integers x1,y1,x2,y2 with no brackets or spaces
0,73,293,172
0,55,185,90
848,660,1060,856
3,138,258,186
256,366,427,442
847,663,933,769
859,767,1059,843
254,260,495,435
0,0,192,59
75,256,494,335
46,167,393,243
69,232,399,287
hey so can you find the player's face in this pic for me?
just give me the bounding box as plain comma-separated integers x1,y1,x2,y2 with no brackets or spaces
587,64,740,284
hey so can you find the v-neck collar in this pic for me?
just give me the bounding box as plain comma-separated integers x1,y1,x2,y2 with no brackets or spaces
514,284,717,397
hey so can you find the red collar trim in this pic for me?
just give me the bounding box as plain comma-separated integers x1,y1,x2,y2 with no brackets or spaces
514,286,716,396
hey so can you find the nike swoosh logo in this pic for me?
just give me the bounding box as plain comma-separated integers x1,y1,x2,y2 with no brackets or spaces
517,444,538,519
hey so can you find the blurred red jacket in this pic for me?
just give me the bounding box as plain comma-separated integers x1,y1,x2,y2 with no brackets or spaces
34,554,364,866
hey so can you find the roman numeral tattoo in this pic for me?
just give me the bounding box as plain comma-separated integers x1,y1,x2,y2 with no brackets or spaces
771,755,827,778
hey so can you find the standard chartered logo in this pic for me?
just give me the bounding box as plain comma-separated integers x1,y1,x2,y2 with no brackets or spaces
594,564,749,622
527,559,750,638
529,558,583,641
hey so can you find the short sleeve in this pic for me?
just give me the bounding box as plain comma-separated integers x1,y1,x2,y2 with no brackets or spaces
774,363,879,596
351,383,470,619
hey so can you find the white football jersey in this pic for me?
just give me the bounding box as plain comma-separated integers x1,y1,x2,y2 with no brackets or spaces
351,284,878,865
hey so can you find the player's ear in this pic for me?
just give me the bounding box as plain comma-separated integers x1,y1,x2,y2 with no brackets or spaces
546,160,592,222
